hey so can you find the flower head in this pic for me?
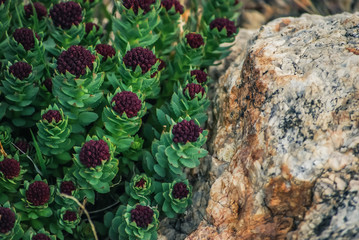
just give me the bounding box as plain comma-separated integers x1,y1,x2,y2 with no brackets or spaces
60,181,76,195
0,207,15,234
24,2,47,20
209,18,236,37
95,44,116,61
172,182,189,199
57,45,95,77
183,83,205,99
43,78,53,93
15,139,30,153
63,210,77,222
111,91,142,118
123,47,157,74
26,181,50,206
123,0,155,15
50,1,82,29
172,119,203,143
0,158,20,179
135,178,146,188
191,70,207,83
32,233,51,240
79,140,110,168
9,62,32,80
161,0,184,14
185,33,204,49
42,110,62,123
13,28,40,51
85,22,99,34
130,205,154,228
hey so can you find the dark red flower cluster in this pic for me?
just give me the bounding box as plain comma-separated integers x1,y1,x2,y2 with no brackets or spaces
0,207,15,234
161,0,184,14
26,181,50,206
9,62,32,80
60,181,76,195
185,33,204,49
172,182,189,199
191,70,207,83
112,91,142,118
43,78,53,93
85,22,99,34
123,0,155,15
135,178,146,188
209,18,236,37
24,2,47,20
32,233,51,240
50,1,82,30
13,28,40,51
63,210,77,221
0,158,20,179
57,45,95,77
131,205,154,228
42,110,62,123
79,140,110,168
15,139,30,153
183,83,205,99
123,47,157,74
95,44,116,61
172,119,203,143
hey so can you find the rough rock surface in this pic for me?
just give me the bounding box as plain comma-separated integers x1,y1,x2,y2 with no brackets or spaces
187,12,359,240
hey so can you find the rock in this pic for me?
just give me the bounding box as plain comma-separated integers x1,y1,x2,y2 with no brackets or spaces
187,12,359,240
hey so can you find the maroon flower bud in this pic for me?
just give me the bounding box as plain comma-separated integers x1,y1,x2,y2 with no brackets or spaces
95,44,116,61
131,205,154,228
50,1,82,30
13,28,40,51
123,0,155,15
183,83,205,99
185,33,204,49
172,119,203,143
172,182,189,199
9,62,32,80
0,207,15,234
191,70,208,84
123,47,157,74
43,78,53,93
209,18,236,37
161,0,184,14
60,181,76,195
79,140,110,168
26,181,51,206
112,91,142,118
63,210,77,221
42,110,62,123
57,45,95,77
85,22,99,34
24,2,48,20
135,178,146,188
0,158,20,179
15,139,30,153
32,233,51,240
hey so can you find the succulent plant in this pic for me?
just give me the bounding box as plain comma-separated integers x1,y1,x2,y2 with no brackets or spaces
191,69,208,84
55,177,81,207
154,179,192,218
23,228,56,240
123,173,155,205
71,135,118,196
36,104,72,162
0,125,12,150
56,208,81,234
209,18,236,37
24,2,48,20
107,203,159,240
82,22,102,46
0,154,26,193
95,43,118,72
0,202,23,240
15,175,55,220
48,1,85,48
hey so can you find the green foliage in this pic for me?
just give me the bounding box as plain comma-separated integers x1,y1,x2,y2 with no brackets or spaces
0,0,241,238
